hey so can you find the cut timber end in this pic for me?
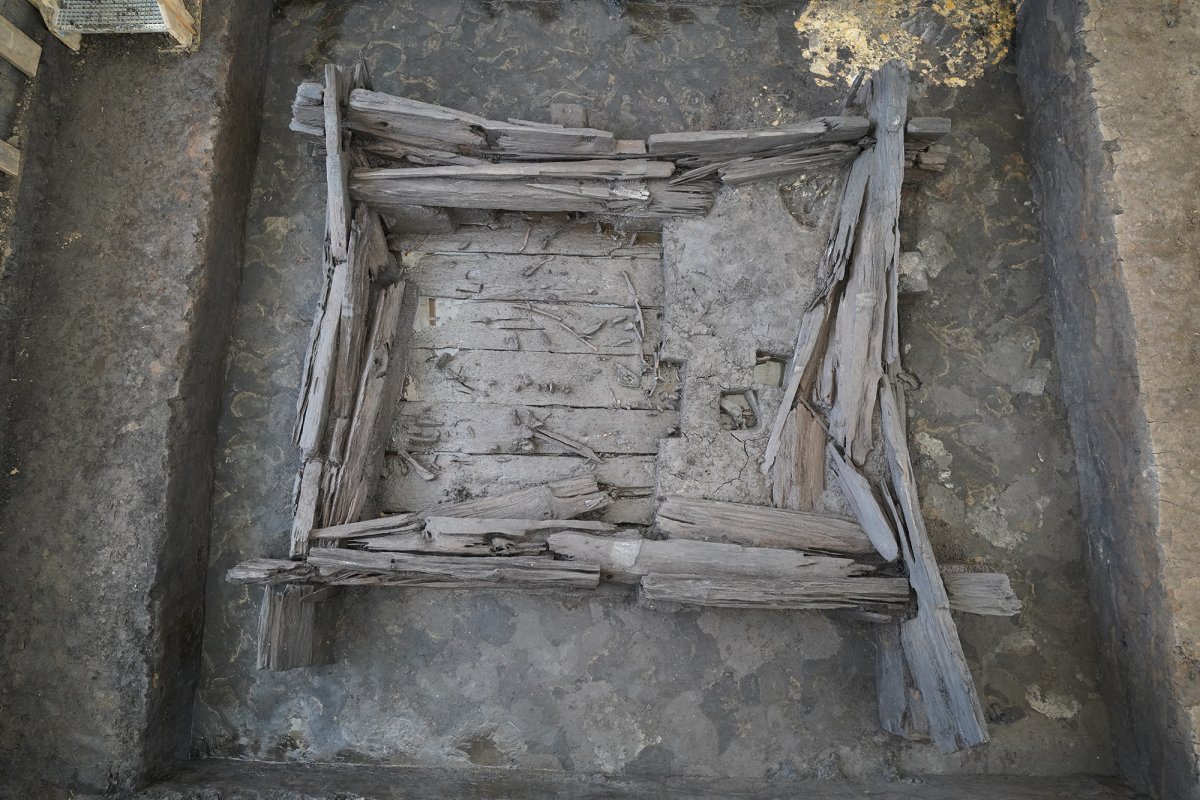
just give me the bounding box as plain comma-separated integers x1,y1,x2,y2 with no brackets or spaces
257,584,319,671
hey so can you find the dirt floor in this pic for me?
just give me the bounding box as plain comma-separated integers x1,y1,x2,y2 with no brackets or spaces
193,0,1111,783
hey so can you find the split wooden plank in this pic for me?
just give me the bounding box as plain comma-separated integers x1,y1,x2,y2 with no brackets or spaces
822,63,908,465
291,81,324,137
880,379,989,752
548,533,871,583
404,348,670,410
656,495,876,556
488,121,618,158
395,224,661,257
400,250,663,306
326,207,377,465
761,303,828,474
393,402,677,457
718,144,860,185
357,160,672,182
411,297,662,356
294,257,347,456
0,14,40,77
380,454,655,525
943,572,1022,616
289,457,324,558
640,573,910,611
347,88,489,152
314,475,613,540
325,65,351,262
828,443,900,562
325,280,418,526
647,116,868,160
307,547,600,589
770,404,826,511
257,585,318,670
352,173,703,215
352,518,616,556
877,624,930,740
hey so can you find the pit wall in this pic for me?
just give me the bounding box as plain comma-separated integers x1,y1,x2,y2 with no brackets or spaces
1016,0,1200,797
0,0,271,796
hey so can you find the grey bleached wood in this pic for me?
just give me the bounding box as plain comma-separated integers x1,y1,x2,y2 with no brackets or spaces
294,257,346,457
395,225,661,257
326,207,375,466
353,532,547,556
362,138,491,167
352,173,711,215
761,302,828,474
314,476,612,540
880,380,989,752
425,516,616,538
647,116,868,160
347,89,489,151
405,348,669,410
325,65,351,262
718,144,860,185
547,533,871,583
656,495,875,556
770,404,826,511
289,457,324,558
356,160,673,181
400,250,663,306
828,443,900,562
811,153,872,307
307,548,600,589
257,585,318,671
943,572,1022,617
411,297,662,356
229,559,317,585
380,454,654,525
877,624,930,740
639,574,909,611
822,62,908,464
326,280,417,525
393,402,676,457
488,121,618,158
290,81,323,136
906,117,952,139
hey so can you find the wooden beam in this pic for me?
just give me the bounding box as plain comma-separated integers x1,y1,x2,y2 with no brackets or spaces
156,0,196,48
0,14,39,77
0,137,20,178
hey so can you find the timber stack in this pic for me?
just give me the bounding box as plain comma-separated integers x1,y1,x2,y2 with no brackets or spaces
230,59,1011,756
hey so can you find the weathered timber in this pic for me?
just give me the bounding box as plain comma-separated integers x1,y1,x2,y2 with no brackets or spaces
289,457,324,558
488,121,618,159
294,257,346,457
411,298,662,356
313,476,612,539
362,138,491,167
356,160,674,182
352,172,711,215
291,81,323,137
0,137,19,178
347,88,489,152
325,280,417,525
547,533,871,583
822,63,908,465
943,572,1022,616
828,443,900,562
647,116,868,160
640,573,909,610
229,559,317,585
770,404,826,511
906,117,952,139
656,495,875,556
257,584,318,670
395,224,661,257
307,547,600,589
393,402,676,457
718,144,860,184
878,624,930,740
425,516,616,538
325,65,351,262
353,532,547,556
326,207,376,465
381,454,654,525
405,348,669,410
761,302,828,473
400,250,663,306
880,380,989,752
811,153,872,306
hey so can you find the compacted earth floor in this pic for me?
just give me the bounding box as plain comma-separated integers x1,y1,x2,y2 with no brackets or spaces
194,0,1112,782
